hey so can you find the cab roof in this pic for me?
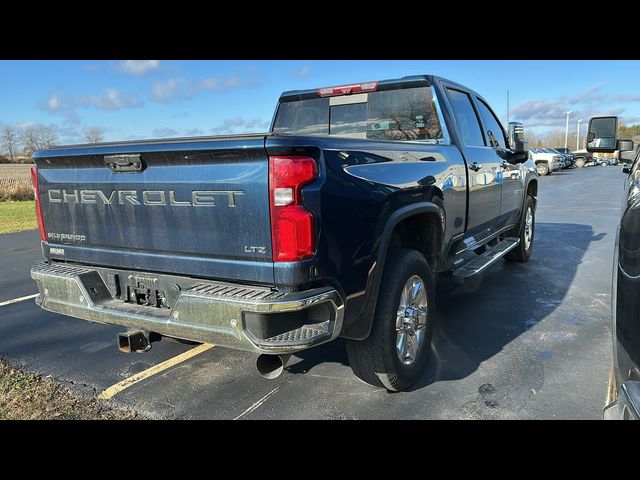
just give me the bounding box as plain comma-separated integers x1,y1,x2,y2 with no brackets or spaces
279,75,447,102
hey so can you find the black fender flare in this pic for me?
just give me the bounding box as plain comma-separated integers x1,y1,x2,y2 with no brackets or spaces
523,173,538,207
341,202,443,340
511,174,538,232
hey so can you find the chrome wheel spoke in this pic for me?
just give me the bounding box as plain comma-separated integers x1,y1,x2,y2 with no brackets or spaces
416,307,428,326
395,275,429,365
406,334,417,362
410,281,422,305
397,332,408,360
523,207,533,249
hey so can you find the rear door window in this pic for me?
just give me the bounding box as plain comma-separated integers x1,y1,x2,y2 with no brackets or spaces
366,88,444,141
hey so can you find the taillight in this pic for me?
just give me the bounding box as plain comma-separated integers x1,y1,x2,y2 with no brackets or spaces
317,81,378,97
269,156,318,262
30,165,46,242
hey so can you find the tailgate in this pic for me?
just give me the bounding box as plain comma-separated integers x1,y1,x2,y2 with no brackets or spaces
34,136,274,284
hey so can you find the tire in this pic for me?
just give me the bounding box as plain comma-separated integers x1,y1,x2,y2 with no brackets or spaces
505,195,535,262
346,249,435,391
575,157,585,168
536,162,550,176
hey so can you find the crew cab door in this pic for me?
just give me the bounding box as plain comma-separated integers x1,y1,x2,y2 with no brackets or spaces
444,86,502,242
474,96,523,228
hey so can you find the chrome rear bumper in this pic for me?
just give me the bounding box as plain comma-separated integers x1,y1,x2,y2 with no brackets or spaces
31,262,344,355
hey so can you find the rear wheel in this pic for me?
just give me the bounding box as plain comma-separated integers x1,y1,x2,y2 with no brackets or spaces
346,249,435,391
506,195,535,262
536,162,550,176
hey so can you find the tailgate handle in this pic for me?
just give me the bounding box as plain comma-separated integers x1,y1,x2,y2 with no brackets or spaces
104,154,143,173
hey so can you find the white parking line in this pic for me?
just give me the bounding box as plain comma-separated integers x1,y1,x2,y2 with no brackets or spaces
98,343,215,400
0,293,39,307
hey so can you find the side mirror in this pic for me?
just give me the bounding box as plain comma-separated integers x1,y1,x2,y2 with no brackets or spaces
623,164,631,174
586,116,618,153
508,121,529,163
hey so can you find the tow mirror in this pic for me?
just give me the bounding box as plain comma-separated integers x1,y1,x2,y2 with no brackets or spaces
508,121,528,163
586,116,618,153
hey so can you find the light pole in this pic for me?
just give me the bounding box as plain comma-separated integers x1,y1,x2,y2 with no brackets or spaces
564,111,573,150
576,119,583,151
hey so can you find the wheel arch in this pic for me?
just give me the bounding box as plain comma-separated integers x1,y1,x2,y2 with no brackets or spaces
341,202,444,340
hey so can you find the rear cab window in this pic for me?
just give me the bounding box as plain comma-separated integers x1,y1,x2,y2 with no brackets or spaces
273,86,449,143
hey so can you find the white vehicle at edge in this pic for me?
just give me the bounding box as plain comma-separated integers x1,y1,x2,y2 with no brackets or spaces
529,148,562,176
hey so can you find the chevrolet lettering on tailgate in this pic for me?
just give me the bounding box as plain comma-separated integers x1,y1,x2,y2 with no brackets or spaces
46,189,244,207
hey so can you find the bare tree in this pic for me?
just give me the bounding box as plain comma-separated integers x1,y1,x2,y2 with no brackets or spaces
21,127,40,157
84,127,104,144
21,125,59,156
38,126,58,149
1,126,18,161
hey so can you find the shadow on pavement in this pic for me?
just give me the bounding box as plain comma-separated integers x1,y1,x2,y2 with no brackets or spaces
287,223,603,392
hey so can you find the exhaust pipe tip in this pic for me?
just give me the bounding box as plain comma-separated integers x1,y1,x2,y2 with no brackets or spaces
256,354,291,380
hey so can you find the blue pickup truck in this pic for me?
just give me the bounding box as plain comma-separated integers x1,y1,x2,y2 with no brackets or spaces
30,75,538,391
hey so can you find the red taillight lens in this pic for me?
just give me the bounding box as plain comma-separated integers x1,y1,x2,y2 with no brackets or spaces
269,156,318,262
30,165,46,242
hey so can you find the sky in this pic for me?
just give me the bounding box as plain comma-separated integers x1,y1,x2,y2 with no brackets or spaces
1,60,639,144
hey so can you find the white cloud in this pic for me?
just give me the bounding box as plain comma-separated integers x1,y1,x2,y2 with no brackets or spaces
210,118,246,134
151,78,184,102
47,92,62,111
117,60,160,76
295,65,310,78
153,127,179,137
42,88,142,123
184,128,204,136
81,88,141,111
244,119,270,130
568,83,605,104
510,84,629,129
208,118,270,135
151,74,263,103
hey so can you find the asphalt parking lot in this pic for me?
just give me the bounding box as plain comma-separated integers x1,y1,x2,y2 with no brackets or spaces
0,165,626,419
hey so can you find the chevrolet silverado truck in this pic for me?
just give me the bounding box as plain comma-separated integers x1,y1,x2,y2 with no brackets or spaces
530,148,561,175
30,75,537,391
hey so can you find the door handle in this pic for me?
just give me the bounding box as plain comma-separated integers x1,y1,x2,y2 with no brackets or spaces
104,154,143,173
469,162,482,172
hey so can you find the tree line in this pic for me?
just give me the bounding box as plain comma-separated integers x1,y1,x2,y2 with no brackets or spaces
0,125,104,161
